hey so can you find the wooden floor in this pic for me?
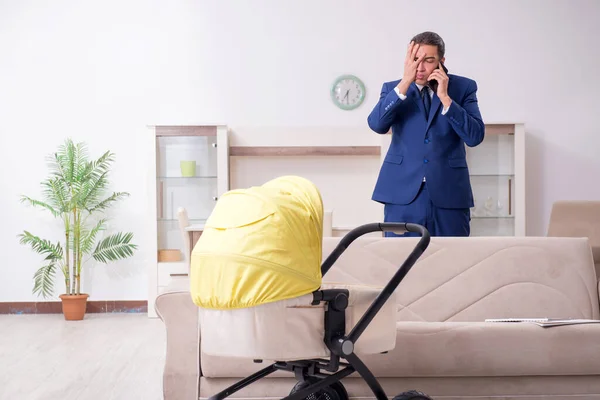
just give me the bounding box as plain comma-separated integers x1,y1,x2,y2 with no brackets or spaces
0,313,166,400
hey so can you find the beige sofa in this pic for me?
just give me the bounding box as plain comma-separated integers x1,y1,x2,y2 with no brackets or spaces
156,235,600,400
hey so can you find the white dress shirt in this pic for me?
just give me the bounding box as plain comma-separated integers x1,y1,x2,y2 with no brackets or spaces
393,84,450,115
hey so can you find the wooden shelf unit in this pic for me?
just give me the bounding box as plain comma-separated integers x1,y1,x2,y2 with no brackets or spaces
146,124,230,318
484,124,518,136
229,146,380,157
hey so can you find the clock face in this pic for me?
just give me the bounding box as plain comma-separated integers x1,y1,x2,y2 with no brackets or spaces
331,75,365,110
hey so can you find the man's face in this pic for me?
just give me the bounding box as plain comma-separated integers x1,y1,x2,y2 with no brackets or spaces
414,44,445,85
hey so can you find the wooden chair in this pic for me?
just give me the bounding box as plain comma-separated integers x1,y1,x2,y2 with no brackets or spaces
177,207,191,273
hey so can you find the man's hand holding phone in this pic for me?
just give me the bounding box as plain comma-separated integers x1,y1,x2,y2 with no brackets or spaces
396,41,425,96
428,63,452,108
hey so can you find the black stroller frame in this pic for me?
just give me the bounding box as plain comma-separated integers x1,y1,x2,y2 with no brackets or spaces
207,222,432,400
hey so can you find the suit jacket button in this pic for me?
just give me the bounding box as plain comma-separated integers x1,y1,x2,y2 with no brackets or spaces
424,159,429,164
424,138,430,144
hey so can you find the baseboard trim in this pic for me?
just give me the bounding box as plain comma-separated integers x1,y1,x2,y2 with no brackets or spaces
0,300,148,314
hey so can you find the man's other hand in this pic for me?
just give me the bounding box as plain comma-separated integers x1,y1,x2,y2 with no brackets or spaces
428,64,452,108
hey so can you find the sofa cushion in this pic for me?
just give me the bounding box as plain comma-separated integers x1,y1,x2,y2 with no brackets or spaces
321,236,599,322
363,321,600,377
201,321,600,378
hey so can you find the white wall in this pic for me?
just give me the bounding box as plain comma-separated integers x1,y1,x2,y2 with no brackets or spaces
1,0,599,301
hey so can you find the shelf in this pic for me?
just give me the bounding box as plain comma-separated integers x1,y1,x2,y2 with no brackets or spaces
155,125,219,137
184,223,206,231
382,123,518,136
484,124,517,135
470,174,514,178
471,216,514,219
157,176,217,180
157,260,186,266
471,217,515,236
230,146,380,156
158,218,208,223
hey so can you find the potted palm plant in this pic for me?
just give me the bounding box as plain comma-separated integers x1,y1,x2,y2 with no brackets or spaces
18,138,137,320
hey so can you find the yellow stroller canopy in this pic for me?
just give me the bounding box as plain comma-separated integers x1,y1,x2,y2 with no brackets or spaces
190,176,324,310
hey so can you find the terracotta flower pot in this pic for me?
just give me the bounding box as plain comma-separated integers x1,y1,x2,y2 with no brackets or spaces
59,293,89,321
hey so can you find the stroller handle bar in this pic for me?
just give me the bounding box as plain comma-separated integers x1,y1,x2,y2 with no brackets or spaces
320,222,431,346
321,222,429,276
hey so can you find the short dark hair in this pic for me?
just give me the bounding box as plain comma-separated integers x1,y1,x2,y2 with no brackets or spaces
411,31,445,59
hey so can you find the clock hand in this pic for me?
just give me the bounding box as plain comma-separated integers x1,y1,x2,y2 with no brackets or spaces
343,90,349,103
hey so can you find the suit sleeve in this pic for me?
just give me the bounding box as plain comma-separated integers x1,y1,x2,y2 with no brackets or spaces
367,81,410,134
443,80,485,147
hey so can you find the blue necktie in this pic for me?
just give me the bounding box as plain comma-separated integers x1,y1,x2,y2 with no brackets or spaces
421,86,431,119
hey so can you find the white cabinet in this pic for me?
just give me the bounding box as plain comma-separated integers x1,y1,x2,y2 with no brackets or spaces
467,123,526,236
147,125,229,317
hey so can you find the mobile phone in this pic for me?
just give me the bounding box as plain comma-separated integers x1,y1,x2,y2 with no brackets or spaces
429,62,448,93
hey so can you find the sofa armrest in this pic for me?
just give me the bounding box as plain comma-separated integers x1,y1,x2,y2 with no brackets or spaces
155,290,199,400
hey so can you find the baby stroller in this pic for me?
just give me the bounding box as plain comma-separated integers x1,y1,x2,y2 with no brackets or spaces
190,176,433,400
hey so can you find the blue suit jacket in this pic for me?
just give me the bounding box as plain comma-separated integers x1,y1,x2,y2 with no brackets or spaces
367,74,485,209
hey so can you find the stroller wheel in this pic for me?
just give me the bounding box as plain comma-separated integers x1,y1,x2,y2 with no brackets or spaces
393,390,434,399
289,378,348,400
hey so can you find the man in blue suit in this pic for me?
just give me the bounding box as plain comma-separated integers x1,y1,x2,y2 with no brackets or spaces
367,31,484,237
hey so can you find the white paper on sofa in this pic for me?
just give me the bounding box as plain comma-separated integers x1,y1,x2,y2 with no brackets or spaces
484,318,600,327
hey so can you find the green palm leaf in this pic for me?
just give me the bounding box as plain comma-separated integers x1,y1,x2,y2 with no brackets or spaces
74,151,116,210
49,139,75,181
19,196,60,217
92,232,137,263
49,139,88,194
33,263,58,299
47,150,68,181
18,231,64,261
80,218,107,254
87,192,129,214
19,232,64,298
84,150,114,181
42,177,69,213
76,171,109,210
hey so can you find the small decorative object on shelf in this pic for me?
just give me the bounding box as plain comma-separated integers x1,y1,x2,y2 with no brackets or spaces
484,196,495,216
158,249,182,262
180,160,196,177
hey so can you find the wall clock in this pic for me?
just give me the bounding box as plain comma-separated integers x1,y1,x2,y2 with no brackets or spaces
330,74,366,111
